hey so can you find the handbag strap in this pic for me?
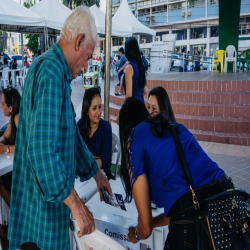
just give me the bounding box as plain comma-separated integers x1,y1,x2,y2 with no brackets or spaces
169,123,200,209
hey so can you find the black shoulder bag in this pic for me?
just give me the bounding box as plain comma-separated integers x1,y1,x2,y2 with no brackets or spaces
169,123,250,250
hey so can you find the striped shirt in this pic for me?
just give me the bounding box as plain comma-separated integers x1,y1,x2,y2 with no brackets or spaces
8,43,99,250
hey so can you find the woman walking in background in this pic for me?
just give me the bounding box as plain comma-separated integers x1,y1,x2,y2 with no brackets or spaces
123,36,147,103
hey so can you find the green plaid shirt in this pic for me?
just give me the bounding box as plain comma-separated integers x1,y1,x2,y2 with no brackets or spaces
8,43,99,250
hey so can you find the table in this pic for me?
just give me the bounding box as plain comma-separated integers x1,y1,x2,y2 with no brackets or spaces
84,178,168,250
0,69,20,87
0,153,14,176
10,69,20,87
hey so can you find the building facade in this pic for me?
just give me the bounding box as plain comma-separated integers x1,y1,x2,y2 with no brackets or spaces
111,0,250,57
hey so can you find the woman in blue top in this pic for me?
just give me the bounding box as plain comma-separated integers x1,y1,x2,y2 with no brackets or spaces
119,97,233,249
77,88,114,180
123,37,146,104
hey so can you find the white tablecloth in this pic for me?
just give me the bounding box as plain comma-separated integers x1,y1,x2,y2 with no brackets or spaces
0,153,14,176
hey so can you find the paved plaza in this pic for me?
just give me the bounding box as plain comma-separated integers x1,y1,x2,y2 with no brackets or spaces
0,72,250,249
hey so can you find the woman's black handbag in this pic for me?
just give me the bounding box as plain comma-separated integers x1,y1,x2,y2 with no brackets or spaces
169,123,250,250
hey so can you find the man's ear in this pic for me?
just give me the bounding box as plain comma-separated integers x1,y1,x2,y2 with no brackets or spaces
75,34,85,51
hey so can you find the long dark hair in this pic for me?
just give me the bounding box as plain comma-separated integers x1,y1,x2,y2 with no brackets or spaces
3,87,21,145
125,37,146,89
119,97,173,202
79,88,101,143
119,98,149,202
148,87,176,121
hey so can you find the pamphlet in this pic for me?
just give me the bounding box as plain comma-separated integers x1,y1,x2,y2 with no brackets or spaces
100,189,127,211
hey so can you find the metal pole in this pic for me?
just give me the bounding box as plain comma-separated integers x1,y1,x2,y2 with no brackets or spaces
46,27,49,50
21,29,24,67
104,0,112,121
44,26,46,51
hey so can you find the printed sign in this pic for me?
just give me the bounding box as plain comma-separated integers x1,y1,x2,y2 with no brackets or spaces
98,221,140,250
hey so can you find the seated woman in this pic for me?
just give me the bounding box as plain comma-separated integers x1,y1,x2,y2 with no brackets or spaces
77,88,114,180
0,87,21,208
119,97,233,249
146,86,175,119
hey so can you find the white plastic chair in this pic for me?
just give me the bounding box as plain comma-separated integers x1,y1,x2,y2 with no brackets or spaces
224,45,237,72
18,66,26,86
0,68,9,88
112,132,121,180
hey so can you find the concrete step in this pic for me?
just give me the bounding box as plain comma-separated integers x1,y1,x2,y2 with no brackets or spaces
113,87,250,105
146,79,250,93
109,92,250,118
108,104,249,133
110,115,250,146
171,102,250,118
190,129,250,146
168,90,249,105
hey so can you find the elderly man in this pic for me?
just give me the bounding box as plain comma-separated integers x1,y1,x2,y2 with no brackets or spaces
8,6,111,250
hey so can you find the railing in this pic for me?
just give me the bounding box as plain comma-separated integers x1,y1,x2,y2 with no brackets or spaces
151,0,168,5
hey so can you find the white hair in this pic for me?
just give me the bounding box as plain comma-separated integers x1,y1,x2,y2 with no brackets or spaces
60,6,98,47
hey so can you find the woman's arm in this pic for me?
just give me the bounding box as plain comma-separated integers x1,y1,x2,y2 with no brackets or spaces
0,145,15,154
95,158,102,168
128,173,153,243
153,213,170,228
125,65,133,99
0,122,11,144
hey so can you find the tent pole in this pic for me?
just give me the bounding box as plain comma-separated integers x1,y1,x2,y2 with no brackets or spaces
21,29,24,67
46,26,49,50
44,25,47,51
104,0,112,121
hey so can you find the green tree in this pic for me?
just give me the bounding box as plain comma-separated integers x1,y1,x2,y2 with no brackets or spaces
63,0,100,10
23,0,36,8
25,34,39,54
23,0,39,54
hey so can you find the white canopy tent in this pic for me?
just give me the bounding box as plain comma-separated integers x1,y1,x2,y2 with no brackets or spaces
112,0,156,36
90,5,131,37
0,0,44,33
30,0,72,35
29,0,72,50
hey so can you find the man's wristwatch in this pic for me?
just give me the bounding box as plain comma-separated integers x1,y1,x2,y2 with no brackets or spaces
6,145,10,154
135,228,140,242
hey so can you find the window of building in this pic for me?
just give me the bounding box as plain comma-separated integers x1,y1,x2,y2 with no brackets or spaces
190,44,206,56
188,0,205,8
246,17,250,23
156,31,169,41
172,30,187,40
208,0,218,4
112,37,123,46
169,2,182,11
209,43,219,56
210,26,219,37
190,27,207,39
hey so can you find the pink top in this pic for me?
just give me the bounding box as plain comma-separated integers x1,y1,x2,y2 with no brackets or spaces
24,61,29,67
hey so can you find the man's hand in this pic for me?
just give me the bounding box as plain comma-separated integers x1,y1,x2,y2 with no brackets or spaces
64,189,95,238
93,169,112,201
